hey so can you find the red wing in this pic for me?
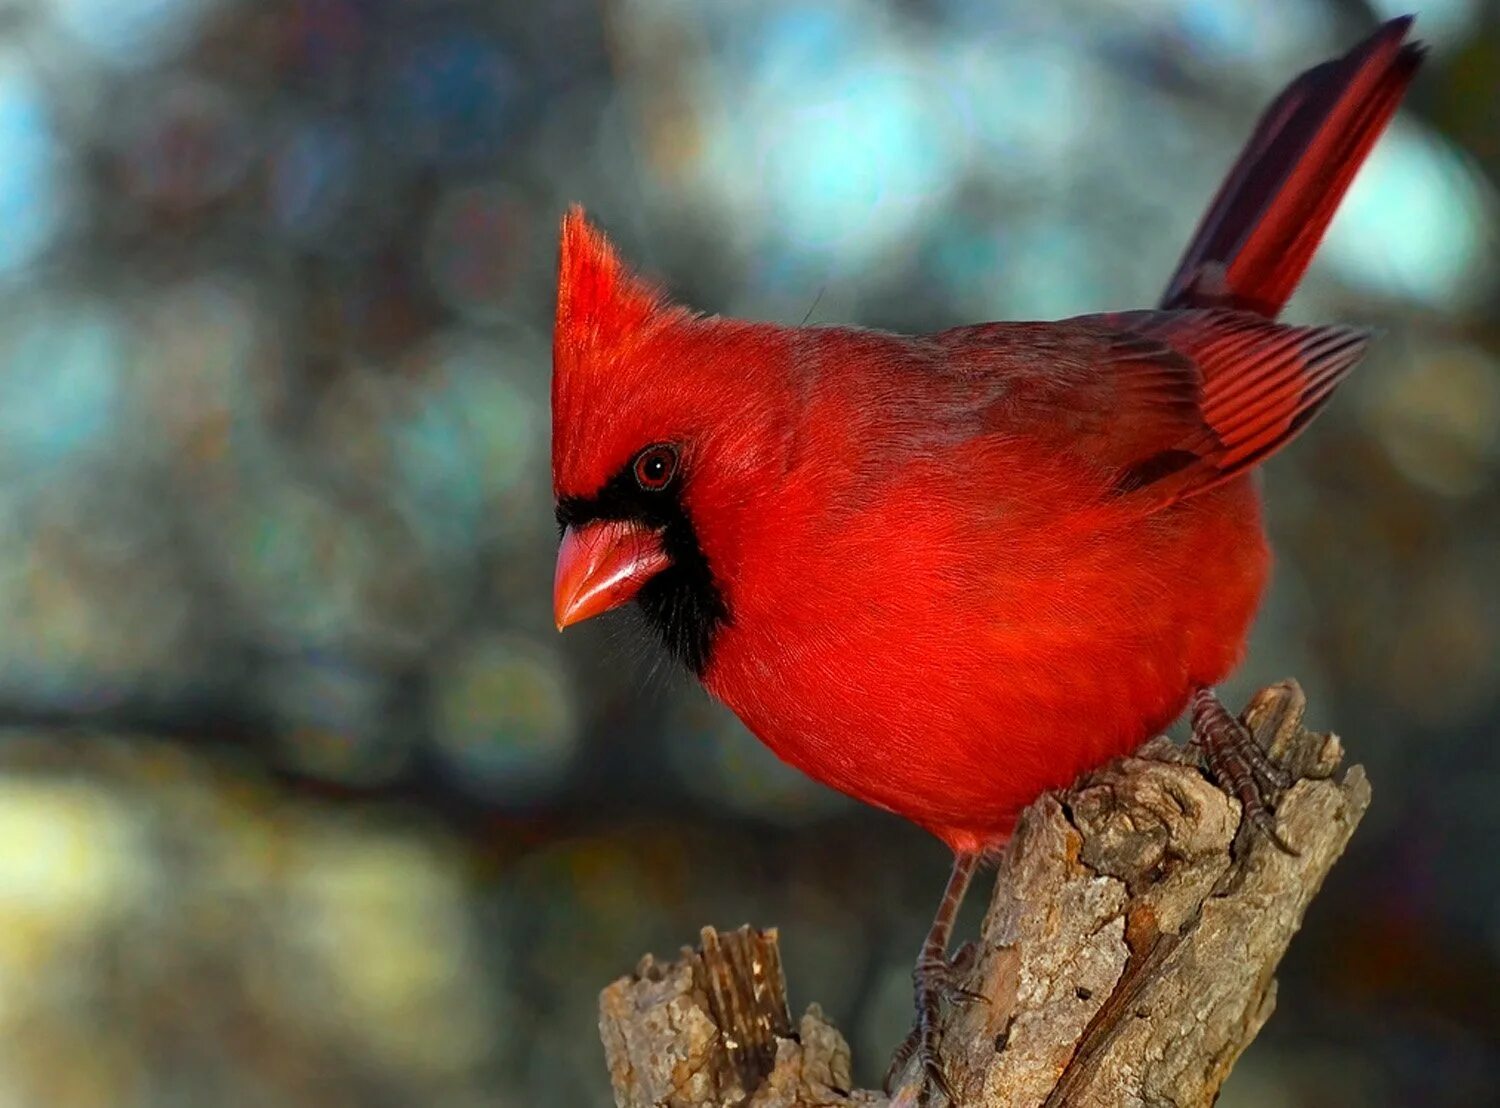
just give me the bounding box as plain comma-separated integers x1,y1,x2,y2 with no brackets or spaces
1097,310,1368,505
965,310,1369,510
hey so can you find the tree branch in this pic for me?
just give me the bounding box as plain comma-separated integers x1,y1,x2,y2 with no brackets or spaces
597,680,1369,1107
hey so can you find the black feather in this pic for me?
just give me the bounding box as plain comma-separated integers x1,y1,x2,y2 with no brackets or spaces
556,464,728,676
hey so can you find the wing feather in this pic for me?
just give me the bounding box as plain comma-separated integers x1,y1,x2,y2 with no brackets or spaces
939,310,1369,510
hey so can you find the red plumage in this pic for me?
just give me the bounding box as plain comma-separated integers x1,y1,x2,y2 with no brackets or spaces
551,18,1421,857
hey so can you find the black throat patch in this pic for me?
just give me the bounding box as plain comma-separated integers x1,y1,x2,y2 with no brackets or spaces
555,468,728,675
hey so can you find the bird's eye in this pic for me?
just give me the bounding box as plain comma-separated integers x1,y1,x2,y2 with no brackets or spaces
632,444,679,491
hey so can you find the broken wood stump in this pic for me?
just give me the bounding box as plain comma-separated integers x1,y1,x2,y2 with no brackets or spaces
598,680,1368,1107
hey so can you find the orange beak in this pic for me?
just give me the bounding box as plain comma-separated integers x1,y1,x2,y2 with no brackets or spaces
553,520,672,631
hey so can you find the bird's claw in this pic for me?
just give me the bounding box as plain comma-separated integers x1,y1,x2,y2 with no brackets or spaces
884,1019,953,1106
1190,687,1300,855
883,946,983,1103
918,944,987,1004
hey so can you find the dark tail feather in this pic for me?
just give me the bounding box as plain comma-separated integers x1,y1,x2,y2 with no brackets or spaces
1160,16,1424,318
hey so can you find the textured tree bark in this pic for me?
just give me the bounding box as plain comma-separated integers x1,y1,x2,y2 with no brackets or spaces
598,681,1369,1108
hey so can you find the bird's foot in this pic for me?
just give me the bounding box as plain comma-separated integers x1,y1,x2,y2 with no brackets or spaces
883,942,983,1105
1190,686,1298,855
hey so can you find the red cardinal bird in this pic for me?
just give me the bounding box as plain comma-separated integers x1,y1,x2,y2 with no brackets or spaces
552,17,1421,1101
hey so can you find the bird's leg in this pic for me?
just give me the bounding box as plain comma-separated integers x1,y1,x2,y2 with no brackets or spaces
884,851,981,1104
1189,686,1298,854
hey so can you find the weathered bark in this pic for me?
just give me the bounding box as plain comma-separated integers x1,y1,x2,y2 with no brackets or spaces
598,680,1368,1107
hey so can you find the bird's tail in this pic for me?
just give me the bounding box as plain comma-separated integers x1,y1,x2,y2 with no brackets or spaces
1159,16,1424,318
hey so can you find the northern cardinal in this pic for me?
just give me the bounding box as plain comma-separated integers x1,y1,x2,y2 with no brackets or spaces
552,17,1422,1101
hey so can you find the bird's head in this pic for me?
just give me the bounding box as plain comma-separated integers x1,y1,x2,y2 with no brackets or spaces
550,208,790,673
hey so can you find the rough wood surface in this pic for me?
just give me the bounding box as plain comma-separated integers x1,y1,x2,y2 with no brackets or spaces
598,681,1369,1108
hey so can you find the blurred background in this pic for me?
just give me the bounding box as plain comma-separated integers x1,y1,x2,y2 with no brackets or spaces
0,0,1495,1104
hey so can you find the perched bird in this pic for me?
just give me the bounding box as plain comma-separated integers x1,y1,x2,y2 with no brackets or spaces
552,16,1422,1102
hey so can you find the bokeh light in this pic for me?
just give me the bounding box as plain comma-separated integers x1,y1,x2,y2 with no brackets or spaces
699,3,963,271
0,57,65,276
47,0,225,71
429,633,579,803
0,296,125,474
1323,121,1496,307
